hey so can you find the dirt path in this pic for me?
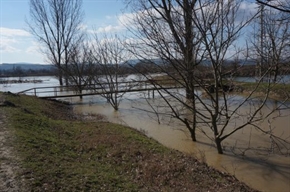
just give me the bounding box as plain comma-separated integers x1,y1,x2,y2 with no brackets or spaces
0,93,23,192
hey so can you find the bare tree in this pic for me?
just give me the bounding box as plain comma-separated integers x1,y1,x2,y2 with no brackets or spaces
190,0,283,154
90,34,130,110
125,0,204,141
250,3,290,82
125,0,290,154
263,7,290,82
65,42,96,99
27,0,84,85
254,0,290,87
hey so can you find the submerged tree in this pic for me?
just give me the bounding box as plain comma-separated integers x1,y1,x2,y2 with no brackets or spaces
65,42,96,99
125,0,290,154
90,34,130,110
125,0,203,141
27,0,84,85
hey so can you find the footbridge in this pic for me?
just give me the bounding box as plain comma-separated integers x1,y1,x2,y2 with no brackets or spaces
17,80,183,99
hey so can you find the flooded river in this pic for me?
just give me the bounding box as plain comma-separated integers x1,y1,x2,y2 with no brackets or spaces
1,76,290,192
71,95,290,192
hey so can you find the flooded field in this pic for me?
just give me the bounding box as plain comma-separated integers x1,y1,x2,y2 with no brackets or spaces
72,94,290,192
1,76,290,192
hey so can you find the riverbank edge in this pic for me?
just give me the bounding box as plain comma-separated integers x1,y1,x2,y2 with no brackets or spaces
150,75,290,101
0,92,258,191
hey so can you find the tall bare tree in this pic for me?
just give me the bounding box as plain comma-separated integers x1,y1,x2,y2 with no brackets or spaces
27,0,84,85
263,7,290,82
125,0,203,141
250,3,290,82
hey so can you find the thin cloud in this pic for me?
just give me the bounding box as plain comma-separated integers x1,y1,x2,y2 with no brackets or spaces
88,12,136,34
117,12,136,27
0,44,19,53
0,36,19,53
90,25,124,34
25,41,41,55
77,24,88,31
0,27,30,37
0,27,30,53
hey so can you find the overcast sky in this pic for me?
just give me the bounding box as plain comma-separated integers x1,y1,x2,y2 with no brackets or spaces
0,0,129,64
0,0,258,64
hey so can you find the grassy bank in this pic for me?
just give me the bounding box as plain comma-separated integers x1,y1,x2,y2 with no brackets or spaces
237,82,290,100
1,92,257,191
150,75,290,101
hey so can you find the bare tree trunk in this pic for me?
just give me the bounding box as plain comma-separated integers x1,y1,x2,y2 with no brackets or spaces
215,138,223,154
58,69,63,86
191,98,197,142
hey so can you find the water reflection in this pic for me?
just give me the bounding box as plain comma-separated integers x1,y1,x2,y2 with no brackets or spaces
0,76,58,93
234,75,290,84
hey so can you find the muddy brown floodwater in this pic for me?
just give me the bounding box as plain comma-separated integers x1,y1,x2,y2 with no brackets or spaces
3,76,289,192
72,94,290,192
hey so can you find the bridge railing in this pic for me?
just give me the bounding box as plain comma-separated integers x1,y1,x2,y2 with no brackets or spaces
17,79,183,98
18,85,79,97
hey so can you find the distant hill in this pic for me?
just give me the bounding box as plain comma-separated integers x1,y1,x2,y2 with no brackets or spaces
121,58,166,66
0,59,257,72
0,63,55,71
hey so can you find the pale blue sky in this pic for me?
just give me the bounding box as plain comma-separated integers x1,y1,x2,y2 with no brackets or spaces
0,0,127,64
0,0,258,64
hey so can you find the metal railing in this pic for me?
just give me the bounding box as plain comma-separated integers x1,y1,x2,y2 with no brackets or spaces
17,80,183,99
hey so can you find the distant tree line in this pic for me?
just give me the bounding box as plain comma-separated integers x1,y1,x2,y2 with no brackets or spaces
0,67,56,77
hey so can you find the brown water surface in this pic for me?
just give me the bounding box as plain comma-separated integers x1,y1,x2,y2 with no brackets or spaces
72,95,290,192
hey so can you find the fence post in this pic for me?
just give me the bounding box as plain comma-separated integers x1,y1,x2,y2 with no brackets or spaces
34,88,36,96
